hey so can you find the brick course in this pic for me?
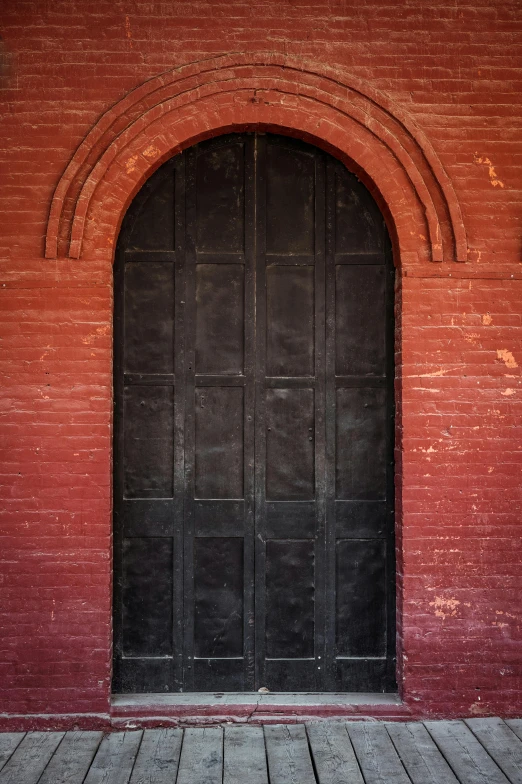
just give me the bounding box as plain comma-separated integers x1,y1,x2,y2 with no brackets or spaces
0,0,521,725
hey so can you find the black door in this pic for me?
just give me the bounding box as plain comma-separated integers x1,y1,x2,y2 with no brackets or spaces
113,133,395,693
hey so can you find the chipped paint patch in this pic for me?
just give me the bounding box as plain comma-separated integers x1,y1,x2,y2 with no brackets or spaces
410,366,461,378
125,155,139,174
429,596,460,619
501,388,515,396
469,701,488,715
497,349,518,369
474,153,505,188
482,313,492,325
468,248,482,263
464,332,480,345
125,15,133,48
143,144,161,159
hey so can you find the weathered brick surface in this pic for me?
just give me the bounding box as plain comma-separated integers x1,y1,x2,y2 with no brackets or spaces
0,0,521,724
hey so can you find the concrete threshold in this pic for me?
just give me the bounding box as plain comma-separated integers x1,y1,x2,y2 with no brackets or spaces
111,692,410,727
113,692,401,707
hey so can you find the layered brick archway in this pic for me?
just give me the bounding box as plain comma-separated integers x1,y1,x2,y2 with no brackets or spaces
38,53,476,717
45,52,467,266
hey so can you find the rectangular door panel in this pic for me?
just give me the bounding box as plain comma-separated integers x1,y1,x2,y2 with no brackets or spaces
122,537,174,656
123,385,174,498
193,537,244,658
192,659,246,691
336,659,390,693
265,388,315,501
334,169,385,255
336,538,386,657
264,660,317,691
124,262,174,374
195,264,244,374
264,501,316,539
265,539,315,659
335,500,387,538
335,387,387,500
195,142,245,253
122,499,175,537
265,143,315,255
266,265,314,377
194,500,245,537
127,168,175,251
335,265,386,376
194,387,244,499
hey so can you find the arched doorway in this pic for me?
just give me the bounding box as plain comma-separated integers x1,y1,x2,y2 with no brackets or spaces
113,132,395,693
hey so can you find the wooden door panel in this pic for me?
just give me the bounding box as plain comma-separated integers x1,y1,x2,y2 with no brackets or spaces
334,168,385,254
264,501,316,539
122,499,174,538
123,386,174,498
193,537,244,658
264,538,317,691
195,142,245,253
114,133,395,694
335,500,387,539
266,144,315,255
335,265,386,376
124,262,175,374
265,388,315,501
335,387,387,500
127,170,175,251
194,387,244,499
122,537,174,656
195,264,244,374
336,538,387,656
266,266,315,377
193,500,245,537
265,540,315,658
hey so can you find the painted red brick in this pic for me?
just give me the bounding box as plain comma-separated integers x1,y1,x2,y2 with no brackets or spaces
0,0,521,726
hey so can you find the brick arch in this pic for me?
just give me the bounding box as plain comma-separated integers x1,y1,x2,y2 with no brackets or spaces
45,53,467,263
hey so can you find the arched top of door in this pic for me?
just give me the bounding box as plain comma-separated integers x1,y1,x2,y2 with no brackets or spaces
45,52,467,264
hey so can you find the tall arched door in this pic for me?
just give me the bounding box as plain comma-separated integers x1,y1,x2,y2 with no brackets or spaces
113,133,395,693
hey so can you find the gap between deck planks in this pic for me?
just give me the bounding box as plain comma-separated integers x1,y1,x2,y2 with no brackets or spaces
0,718,521,784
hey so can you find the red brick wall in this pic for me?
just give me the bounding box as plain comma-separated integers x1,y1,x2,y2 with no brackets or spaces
1,0,521,724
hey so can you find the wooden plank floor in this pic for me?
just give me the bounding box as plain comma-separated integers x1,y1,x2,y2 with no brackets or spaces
0,718,521,783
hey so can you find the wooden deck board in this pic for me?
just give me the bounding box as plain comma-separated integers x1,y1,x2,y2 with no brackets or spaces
0,734,25,775
176,727,223,784
265,724,316,784
128,729,183,784
83,731,143,784
465,717,522,784
307,722,365,784
506,720,522,743
0,732,64,784
425,720,510,784
224,725,268,784
39,731,103,784
386,722,460,784
347,722,412,783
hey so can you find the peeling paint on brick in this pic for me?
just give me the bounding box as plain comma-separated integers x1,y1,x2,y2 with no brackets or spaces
496,349,518,369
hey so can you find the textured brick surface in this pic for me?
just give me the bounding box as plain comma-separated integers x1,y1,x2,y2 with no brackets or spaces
0,0,521,724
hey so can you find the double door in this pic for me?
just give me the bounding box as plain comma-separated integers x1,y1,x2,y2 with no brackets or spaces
113,133,395,693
